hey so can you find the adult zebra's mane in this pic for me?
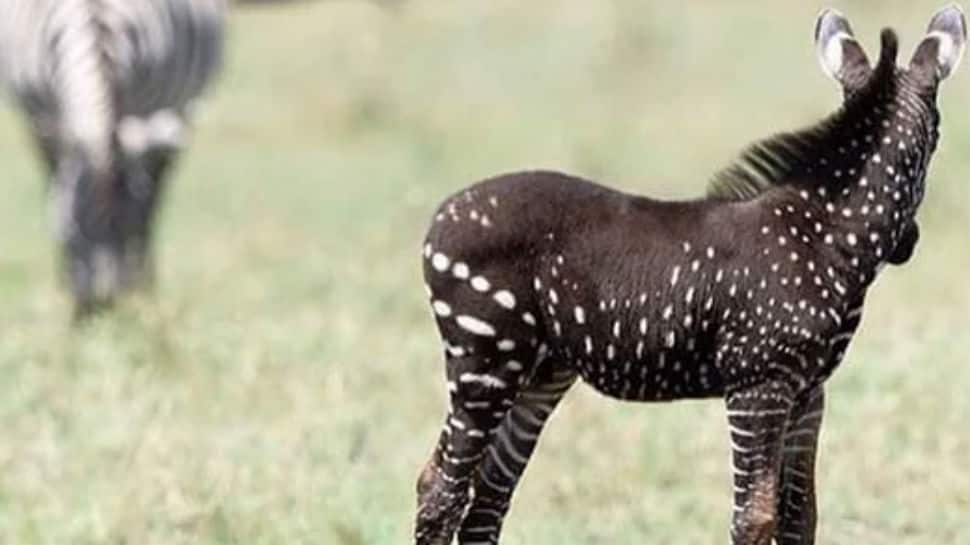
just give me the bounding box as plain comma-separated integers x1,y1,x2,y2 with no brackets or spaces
707,29,900,202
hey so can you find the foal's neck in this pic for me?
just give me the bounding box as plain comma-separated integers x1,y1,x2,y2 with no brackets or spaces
795,83,938,286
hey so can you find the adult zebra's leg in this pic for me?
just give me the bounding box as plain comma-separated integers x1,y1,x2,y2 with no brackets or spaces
119,147,178,291
725,380,794,545
775,386,824,545
457,358,576,545
54,153,126,318
30,127,58,176
415,340,536,544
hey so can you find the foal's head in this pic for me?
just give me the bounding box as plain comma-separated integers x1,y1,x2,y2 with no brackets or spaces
812,5,965,260
815,4,966,159
706,5,965,281
817,5,965,97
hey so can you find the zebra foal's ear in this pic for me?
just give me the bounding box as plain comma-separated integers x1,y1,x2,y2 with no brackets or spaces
910,3,967,82
814,8,871,86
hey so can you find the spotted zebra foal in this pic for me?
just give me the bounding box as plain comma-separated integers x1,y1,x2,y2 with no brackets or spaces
415,6,965,545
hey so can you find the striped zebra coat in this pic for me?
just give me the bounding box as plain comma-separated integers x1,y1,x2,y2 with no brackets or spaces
0,0,225,315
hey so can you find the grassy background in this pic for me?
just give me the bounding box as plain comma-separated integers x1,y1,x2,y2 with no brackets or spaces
0,1,967,543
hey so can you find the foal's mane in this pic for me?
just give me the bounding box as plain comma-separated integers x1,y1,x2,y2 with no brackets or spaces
707,29,900,202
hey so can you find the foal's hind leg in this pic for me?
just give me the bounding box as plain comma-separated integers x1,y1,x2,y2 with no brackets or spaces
458,357,576,545
775,386,824,545
415,279,540,544
415,348,527,545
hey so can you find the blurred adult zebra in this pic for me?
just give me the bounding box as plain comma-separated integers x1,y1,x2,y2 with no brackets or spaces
0,0,226,316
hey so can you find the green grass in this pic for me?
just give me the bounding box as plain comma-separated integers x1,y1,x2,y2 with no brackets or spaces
0,1,968,543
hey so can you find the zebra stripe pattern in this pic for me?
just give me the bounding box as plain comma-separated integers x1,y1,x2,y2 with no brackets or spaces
0,0,225,315
458,362,576,545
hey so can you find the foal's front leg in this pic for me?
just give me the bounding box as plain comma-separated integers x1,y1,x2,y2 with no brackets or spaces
775,386,825,545
725,381,794,545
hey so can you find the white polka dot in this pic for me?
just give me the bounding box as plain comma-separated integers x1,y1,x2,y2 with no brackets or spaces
456,315,496,336
452,262,469,279
493,290,516,309
670,266,681,286
497,339,516,352
574,306,586,324
431,252,450,272
470,276,490,292
432,300,452,317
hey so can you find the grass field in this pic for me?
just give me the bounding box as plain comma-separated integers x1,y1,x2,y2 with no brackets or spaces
0,1,968,543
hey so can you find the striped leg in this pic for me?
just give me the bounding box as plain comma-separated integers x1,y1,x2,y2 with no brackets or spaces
726,381,794,545
415,349,527,545
775,386,824,545
415,291,541,545
458,359,576,545
415,246,545,544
